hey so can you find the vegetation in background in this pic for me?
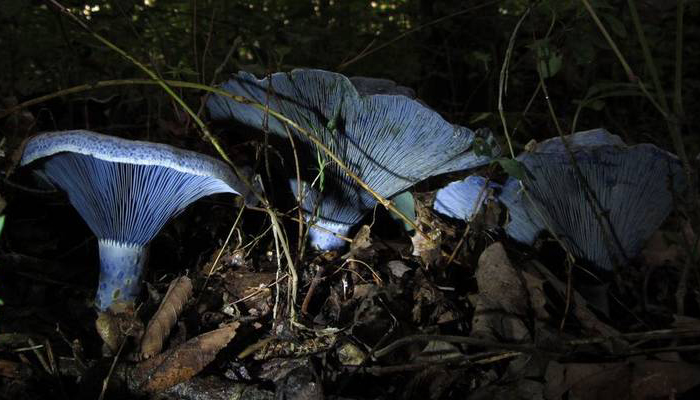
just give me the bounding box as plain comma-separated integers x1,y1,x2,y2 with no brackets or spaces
1,0,696,156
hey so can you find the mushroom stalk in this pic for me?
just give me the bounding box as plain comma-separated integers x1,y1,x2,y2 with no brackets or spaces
307,219,352,251
97,240,148,310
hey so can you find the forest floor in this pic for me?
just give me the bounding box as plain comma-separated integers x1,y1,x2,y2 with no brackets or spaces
1,111,700,400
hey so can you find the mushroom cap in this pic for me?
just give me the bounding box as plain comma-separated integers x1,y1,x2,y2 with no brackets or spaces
21,130,251,193
498,176,545,245
21,130,257,245
208,69,497,248
433,175,498,221
500,128,686,270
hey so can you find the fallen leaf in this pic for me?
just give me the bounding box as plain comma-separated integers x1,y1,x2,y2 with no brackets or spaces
95,307,143,356
131,322,240,393
411,229,442,267
473,242,531,342
140,276,193,359
386,260,411,278
641,231,680,267
343,224,375,260
545,360,700,400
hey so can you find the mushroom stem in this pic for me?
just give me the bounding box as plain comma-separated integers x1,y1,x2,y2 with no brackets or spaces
96,240,148,311
308,219,353,251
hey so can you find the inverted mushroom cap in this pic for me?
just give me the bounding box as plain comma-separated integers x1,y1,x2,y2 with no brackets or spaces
21,130,257,310
433,175,498,221
498,176,545,245
499,128,686,270
208,69,498,250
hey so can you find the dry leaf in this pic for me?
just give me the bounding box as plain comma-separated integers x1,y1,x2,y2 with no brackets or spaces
411,229,442,267
140,276,193,359
0,359,31,379
545,360,700,400
162,376,274,399
528,261,621,339
131,322,240,393
95,308,143,356
386,260,411,278
224,271,276,315
473,242,530,342
641,231,681,267
343,225,375,260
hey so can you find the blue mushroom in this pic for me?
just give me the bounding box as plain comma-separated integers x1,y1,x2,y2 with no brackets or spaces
433,175,499,221
499,128,686,271
21,130,256,311
207,69,498,250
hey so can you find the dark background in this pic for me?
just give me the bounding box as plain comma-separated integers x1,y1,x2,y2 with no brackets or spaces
1,0,697,153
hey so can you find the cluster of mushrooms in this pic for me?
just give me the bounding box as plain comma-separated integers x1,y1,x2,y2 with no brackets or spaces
432,128,686,271
20,69,686,318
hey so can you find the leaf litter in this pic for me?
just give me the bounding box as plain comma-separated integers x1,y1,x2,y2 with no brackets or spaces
2,132,700,399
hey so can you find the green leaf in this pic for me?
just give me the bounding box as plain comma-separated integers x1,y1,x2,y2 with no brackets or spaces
602,13,626,38
571,39,596,65
0,215,5,238
314,149,328,192
390,192,415,232
532,39,562,79
473,137,495,158
585,81,640,97
275,46,292,58
588,99,606,111
494,158,529,181
469,112,492,125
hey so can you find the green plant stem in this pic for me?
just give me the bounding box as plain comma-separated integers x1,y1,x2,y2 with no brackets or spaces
582,0,700,269
626,0,669,113
674,1,685,118
536,51,627,271
5,76,427,244
46,1,255,198
579,0,667,119
337,1,499,71
626,0,689,168
498,8,531,158
46,1,301,321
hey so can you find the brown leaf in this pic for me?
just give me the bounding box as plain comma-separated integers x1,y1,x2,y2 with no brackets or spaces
528,261,621,339
0,359,31,379
411,229,442,267
545,360,700,400
343,225,375,260
95,307,143,356
641,231,681,267
132,322,240,393
473,242,530,342
140,276,193,359
411,192,451,267
224,271,276,315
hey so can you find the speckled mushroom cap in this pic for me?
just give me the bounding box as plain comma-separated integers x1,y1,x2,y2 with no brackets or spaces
21,130,252,194
208,69,498,249
499,128,686,271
